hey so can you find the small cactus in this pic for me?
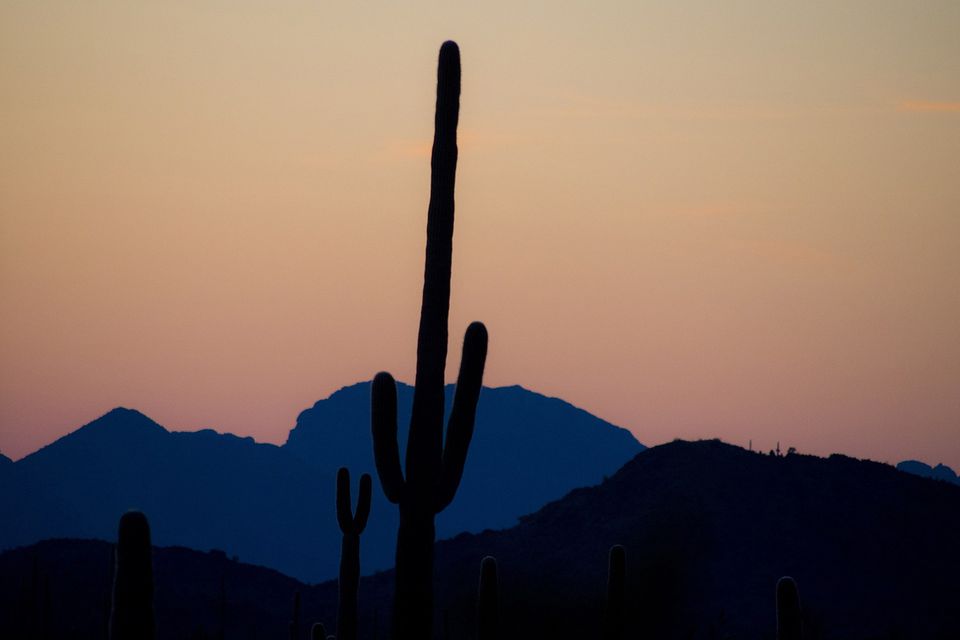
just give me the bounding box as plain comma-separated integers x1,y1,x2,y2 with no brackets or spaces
477,556,499,640
310,622,327,640
602,545,625,640
336,467,371,640
109,511,155,640
776,576,802,640
371,40,489,640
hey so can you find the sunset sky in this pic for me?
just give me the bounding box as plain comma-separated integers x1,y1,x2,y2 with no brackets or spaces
1,1,958,468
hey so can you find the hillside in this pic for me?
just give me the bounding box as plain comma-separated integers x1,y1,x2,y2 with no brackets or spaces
414,440,960,639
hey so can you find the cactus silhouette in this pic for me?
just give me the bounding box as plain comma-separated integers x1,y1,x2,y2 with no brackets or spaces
371,40,489,639
311,622,335,640
603,545,626,640
109,511,155,640
336,467,371,640
776,576,802,640
477,556,499,640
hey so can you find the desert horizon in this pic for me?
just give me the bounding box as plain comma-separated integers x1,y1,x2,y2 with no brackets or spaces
3,2,959,470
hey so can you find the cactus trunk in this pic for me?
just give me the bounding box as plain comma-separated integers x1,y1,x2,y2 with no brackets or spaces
392,507,437,636
338,533,360,640
109,511,155,640
336,468,371,640
776,576,802,640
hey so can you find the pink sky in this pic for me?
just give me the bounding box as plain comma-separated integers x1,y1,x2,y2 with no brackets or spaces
1,2,958,468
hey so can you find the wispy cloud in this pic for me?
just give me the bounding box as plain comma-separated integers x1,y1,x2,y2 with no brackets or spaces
898,101,960,113
540,96,880,122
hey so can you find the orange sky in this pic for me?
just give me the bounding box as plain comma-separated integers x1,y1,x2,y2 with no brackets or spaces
1,2,958,468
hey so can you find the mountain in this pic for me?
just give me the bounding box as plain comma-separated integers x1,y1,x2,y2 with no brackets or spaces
0,384,642,582
896,459,960,486
284,381,643,535
0,408,338,580
4,441,958,639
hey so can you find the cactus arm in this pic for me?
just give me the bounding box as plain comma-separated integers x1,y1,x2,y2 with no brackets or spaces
435,321,488,512
371,372,405,504
354,473,372,534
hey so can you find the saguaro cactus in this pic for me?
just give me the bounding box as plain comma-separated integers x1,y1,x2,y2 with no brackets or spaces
477,556,499,640
371,40,489,639
336,467,372,640
110,511,155,640
603,545,626,640
776,576,802,640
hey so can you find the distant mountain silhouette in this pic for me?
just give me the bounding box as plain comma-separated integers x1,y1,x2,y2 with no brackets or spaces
896,459,960,486
0,384,642,582
285,381,642,534
4,441,958,639
0,408,338,580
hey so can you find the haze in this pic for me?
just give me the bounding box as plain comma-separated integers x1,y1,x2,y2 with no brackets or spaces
1,2,958,468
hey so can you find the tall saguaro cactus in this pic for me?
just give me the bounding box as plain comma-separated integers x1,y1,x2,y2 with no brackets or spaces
371,40,489,639
110,511,155,640
336,467,372,640
776,576,803,640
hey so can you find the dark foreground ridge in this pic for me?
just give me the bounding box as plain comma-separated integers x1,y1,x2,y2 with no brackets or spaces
410,439,960,638
3,439,959,639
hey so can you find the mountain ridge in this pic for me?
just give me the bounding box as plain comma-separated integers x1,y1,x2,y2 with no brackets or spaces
896,459,960,486
0,381,643,582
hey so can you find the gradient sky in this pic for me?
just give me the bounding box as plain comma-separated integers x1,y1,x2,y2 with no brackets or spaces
1,2,958,468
